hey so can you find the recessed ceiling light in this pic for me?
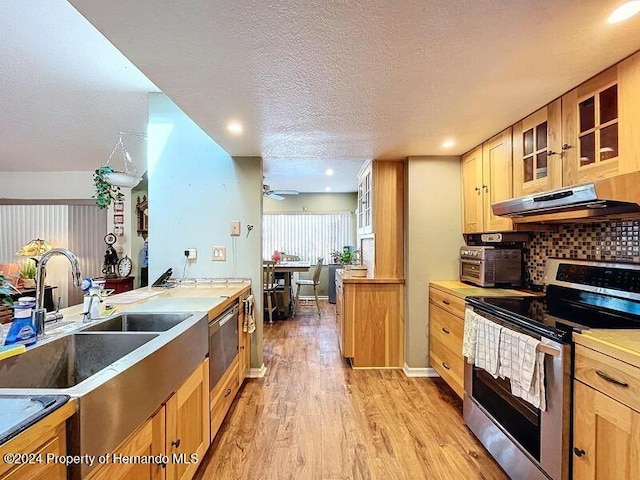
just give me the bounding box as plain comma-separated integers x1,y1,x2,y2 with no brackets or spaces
227,121,243,134
325,186,331,192
608,1,640,22
325,168,334,176
442,139,455,148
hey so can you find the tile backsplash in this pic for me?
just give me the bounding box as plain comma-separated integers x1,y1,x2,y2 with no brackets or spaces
527,220,640,285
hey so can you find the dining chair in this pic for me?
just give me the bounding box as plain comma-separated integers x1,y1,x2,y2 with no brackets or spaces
293,257,323,316
275,254,301,308
263,260,278,324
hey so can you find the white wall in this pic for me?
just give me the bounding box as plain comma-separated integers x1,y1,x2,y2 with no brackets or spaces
405,156,463,368
148,93,264,367
0,172,95,199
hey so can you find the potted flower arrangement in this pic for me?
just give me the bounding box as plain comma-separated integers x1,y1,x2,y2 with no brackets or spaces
331,248,361,267
19,259,36,288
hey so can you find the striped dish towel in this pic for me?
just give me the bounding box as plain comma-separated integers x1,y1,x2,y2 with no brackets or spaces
243,295,256,334
463,308,480,364
474,316,502,378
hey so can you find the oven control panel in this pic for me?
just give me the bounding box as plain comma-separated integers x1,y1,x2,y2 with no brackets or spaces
556,263,640,293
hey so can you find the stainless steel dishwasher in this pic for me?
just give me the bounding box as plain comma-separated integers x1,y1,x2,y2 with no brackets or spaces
208,304,239,389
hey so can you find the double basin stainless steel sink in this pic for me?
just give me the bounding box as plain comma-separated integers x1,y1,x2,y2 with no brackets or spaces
0,311,208,479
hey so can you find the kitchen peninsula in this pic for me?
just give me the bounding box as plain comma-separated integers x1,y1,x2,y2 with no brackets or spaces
0,281,252,480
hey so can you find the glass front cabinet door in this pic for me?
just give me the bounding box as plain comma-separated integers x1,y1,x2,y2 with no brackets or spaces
513,99,562,197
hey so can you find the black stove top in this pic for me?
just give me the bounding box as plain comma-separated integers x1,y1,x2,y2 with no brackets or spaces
467,284,640,343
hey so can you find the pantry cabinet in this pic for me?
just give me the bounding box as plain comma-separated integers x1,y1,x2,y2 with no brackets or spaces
358,160,404,279
461,128,513,233
572,343,640,479
561,51,640,187
513,99,563,196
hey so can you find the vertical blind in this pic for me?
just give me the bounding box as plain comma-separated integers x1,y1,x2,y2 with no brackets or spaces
262,213,353,263
0,204,106,307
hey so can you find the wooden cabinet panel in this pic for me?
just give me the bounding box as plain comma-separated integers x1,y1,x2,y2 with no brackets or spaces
0,400,75,480
461,129,513,233
429,336,464,399
428,286,465,399
336,273,403,367
88,411,165,480
166,359,209,480
483,129,513,232
513,100,563,196
429,304,463,354
428,286,465,318
573,380,640,480
1,425,66,480
618,51,640,177
461,146,483,233
575,344,640,412
209,355,239,442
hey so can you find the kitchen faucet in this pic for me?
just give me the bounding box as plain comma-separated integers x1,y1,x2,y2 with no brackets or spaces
33,248,83,336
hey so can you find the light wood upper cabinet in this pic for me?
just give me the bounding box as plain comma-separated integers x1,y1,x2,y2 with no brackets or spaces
562,52,640,186
357,161,373,236
513,99,563,196
461,146,483,233
461,129,513,233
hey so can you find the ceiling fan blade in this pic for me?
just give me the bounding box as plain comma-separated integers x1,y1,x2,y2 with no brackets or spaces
272,190,299,195
267,193,285,201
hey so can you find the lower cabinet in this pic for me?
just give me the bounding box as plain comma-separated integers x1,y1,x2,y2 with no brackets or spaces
335,271,404,368
87,359,210,480
428,285,466,399
573,344,640,479
210,355,240,442
0,401,75,480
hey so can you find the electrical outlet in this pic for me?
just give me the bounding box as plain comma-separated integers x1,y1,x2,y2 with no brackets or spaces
185,248,197,259
231,220,241,236
212,246,227,261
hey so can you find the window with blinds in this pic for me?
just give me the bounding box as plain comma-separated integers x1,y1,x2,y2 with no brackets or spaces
262,213,353,263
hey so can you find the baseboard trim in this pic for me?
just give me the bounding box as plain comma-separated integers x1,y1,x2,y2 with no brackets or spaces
246,364,267,378
403,363,440,378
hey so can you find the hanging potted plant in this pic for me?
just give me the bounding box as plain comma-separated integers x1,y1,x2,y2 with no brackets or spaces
93,165,124,209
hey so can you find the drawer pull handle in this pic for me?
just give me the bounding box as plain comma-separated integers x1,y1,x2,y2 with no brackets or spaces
442,362,450,370
595,370,629,387
224,388,232,397
158,461,167,468
573,447,585,457
442,327,450,334
240,345,245,350
171,438,181,448
442,300,450,305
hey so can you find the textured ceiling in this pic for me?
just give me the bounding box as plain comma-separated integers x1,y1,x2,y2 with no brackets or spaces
0,1,157,173
4,1,640,194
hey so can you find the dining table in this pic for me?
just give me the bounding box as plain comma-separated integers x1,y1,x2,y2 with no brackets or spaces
271,261,311,316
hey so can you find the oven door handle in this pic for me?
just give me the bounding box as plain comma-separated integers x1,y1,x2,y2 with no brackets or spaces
460,259,483,265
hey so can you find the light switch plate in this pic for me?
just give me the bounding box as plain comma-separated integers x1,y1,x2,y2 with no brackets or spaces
186,248,197,259
211,246,227,261
231,221,241,236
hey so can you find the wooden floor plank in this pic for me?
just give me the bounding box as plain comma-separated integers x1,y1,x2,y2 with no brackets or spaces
194,301,507,480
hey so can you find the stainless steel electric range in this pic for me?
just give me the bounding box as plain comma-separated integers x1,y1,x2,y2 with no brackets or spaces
464,258,640,480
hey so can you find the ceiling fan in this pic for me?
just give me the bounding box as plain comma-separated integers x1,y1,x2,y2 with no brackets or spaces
262,184,299,201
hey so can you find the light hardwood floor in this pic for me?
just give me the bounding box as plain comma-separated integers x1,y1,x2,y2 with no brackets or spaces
194,301,507,480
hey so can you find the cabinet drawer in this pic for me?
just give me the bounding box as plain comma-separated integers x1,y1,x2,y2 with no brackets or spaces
430,336,464,399
575,344,640,412
429,287,465,318
210,355,239,441
429,303,463,354
2,428,66,480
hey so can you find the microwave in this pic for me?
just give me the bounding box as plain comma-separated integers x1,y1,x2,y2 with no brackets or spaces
459,246,523,287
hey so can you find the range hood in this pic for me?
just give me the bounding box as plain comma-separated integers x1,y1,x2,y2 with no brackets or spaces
492,172,640,224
